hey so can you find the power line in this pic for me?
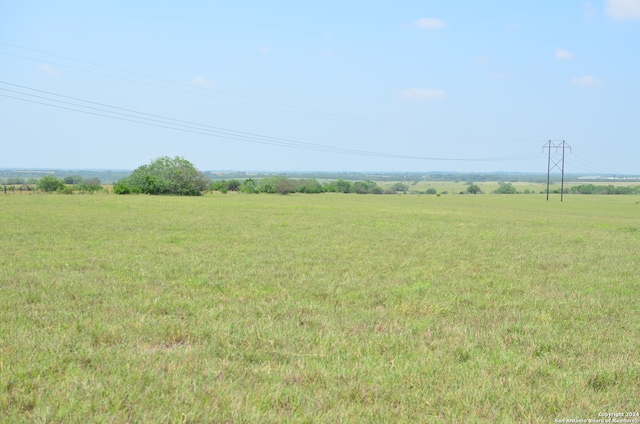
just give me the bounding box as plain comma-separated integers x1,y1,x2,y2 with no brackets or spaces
0,81,546,163
568,153,617,175
0,41,542,143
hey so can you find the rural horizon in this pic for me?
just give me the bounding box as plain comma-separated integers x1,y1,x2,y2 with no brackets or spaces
3,0,639,421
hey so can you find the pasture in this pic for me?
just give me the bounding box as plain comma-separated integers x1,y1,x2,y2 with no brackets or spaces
1,192,639,422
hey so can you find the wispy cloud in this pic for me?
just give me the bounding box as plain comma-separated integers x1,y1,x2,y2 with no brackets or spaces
571,75,601,86
36,64,59,76
190,77,212,88
258,46,271,54
606,0,640,20
413,17,446,29
395,88,446,101
555,49,574,60
476,55,490,64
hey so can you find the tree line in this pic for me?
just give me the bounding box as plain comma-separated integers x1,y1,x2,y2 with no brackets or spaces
6,157,640,197
569,184,640,195
211,177,389,195
2,175,104,194
112,157,419,196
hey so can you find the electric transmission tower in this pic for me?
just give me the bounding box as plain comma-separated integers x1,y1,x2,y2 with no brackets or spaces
543,140,571,202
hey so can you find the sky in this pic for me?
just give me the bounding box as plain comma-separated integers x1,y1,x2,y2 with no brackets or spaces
1,0,639,174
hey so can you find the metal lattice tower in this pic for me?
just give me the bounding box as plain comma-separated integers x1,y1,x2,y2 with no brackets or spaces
543,140,571,202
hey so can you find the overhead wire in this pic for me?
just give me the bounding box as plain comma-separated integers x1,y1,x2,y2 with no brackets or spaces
13,42,628,169
0,81,547,163
0,41,543,143
567,154,617,175
1,42,628,174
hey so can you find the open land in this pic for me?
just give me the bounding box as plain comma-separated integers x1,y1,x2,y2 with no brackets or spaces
1,191,639,422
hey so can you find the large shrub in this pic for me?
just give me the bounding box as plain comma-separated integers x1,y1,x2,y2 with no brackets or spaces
114,156,209,196
37,175,64,193
493,183,517,194
466,184,483,194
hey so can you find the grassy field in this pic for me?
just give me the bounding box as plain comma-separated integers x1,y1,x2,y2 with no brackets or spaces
1,192,639,422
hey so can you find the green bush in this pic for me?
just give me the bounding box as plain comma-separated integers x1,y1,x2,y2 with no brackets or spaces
241,179,256,194
114,156,209,196
335,179,352,193
352,180,382,194
37,175,65,193
466,184,483,194
389,182,409,193
64,175,83,184
58,185,75,195
493,183,517,194
297,179,323,193
323,183,338,193
77,183,104,194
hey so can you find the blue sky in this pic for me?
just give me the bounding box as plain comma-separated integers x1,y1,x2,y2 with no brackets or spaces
1,0,639,174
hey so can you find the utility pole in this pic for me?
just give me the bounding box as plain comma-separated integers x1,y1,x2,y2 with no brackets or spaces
543,140,571,202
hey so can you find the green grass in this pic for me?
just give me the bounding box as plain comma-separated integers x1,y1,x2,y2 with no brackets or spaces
1,192,639,422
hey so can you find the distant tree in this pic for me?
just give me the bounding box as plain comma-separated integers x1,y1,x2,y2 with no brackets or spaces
323,183,338,192
114,156,209,196
389,182,409,193
493,183,517,194
256,177,278,193
274,177,295,195
37,175,64,192
7,177,25,185
425,188,437,195
335,179,352,193
210,181,226,192
226,179,241,192
78,178,104,194
64,175,83,184
352,180,382,194
240,179,256,193
297,179,323,193
466,184,483,194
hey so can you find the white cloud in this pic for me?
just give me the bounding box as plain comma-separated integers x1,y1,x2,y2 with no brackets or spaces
555,49,574,60
508,23,521,31
36,64,58,76
413,17,446,29
258,46,271,54
606,0,640,20
190,77,212,88
476,55,490,64
395,88,446,101
571,75,601,86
